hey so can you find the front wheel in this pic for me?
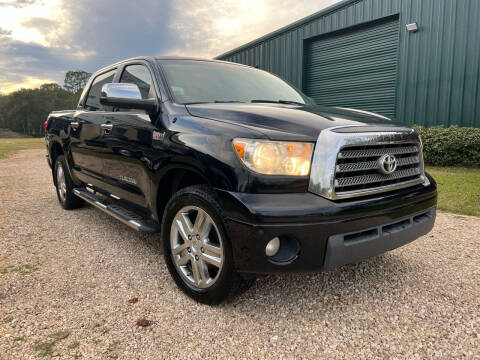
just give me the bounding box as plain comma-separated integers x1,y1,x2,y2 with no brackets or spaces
162,185,253,304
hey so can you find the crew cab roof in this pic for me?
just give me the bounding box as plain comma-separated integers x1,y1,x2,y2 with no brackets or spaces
93,56,234,76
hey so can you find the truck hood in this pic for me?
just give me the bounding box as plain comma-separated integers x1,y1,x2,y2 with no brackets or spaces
185,103,405,141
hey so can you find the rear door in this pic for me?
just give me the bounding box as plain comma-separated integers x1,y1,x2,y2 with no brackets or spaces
101,63,159,209
70,69,118,187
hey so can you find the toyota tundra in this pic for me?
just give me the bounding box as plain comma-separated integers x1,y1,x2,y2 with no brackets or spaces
44,57,437,304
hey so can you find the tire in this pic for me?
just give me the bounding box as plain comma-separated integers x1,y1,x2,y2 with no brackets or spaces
162,185,254,305
54,155,84,210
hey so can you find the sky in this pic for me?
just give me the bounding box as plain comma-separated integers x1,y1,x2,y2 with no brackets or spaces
0,0,341,94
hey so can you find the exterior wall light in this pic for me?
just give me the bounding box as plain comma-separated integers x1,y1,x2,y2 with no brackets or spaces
406,22,419,33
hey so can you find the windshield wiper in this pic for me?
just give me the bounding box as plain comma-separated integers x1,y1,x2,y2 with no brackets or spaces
251,99,305,106
183,100,245,105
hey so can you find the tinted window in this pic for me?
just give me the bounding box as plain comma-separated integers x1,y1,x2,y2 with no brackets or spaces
160,60,308,105
85,70,116,111
120,65,153,99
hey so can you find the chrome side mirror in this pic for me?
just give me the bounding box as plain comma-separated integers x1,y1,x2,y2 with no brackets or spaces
100,83,157,113
101,83,142,100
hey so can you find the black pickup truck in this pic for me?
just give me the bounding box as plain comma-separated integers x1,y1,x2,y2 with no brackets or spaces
45,57,437,304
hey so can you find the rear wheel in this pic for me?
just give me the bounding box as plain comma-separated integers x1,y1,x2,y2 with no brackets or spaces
54,155,84,210
162,185,254,304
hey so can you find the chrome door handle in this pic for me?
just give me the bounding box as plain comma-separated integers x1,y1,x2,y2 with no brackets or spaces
101,123,113,130
71,121,80,128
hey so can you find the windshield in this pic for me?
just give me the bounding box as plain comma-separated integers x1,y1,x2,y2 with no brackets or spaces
159,60,310,105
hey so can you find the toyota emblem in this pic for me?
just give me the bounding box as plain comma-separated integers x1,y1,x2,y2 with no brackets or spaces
378,154,397,175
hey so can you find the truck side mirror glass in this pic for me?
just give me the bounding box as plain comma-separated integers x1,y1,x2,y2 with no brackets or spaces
100,83,157,113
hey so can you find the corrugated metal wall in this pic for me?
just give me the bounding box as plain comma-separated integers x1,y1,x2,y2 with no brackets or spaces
216,0,480,127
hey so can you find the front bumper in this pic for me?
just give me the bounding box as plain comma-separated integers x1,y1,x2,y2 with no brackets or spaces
323,207,435,269
216,175,437,274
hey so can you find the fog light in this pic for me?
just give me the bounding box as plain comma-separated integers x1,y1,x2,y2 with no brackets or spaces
265,237,280,257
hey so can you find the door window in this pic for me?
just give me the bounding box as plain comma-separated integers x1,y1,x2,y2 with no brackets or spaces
120,65,154,99
84,69,116,111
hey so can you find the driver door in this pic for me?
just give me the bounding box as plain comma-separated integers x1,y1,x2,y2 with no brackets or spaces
101,63,158,210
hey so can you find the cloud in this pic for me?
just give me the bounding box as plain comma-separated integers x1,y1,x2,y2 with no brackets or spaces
0,0,179,88
21,17,56,33
0,27,12,36
0,37,67,86
20,16,63,45
0,0,341,93
0,0,40,8
56,0,178,62
0,76,55,93
168,0,341,58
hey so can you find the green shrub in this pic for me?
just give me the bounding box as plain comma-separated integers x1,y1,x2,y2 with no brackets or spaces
413,126,480,167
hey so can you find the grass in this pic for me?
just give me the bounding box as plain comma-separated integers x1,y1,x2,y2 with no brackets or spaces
33,329,71,358
105,340,121,359
68,341,80,349
1,264,39,276
427,166,480,217
107,340,121,352
34,340,56,358
0,138,44,159
49,330,71,341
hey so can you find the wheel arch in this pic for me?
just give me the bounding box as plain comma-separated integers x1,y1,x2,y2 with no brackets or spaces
153,164,212,222
49,140,78,187
49,141,64,185
49,141,63,164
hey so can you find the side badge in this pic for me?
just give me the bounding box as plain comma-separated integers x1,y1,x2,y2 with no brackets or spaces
152,131,164,141
119,175,137,185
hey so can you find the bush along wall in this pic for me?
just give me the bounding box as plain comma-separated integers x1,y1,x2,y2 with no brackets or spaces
413,126,480,167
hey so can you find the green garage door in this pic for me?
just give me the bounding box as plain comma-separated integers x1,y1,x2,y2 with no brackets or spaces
304,17,400,118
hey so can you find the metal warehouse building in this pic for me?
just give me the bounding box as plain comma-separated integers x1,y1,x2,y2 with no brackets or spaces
216,0,480,127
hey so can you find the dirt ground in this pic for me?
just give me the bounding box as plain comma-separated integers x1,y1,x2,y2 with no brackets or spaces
0,149,479,359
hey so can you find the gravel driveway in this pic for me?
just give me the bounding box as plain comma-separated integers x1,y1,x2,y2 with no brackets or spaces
1,149,479,359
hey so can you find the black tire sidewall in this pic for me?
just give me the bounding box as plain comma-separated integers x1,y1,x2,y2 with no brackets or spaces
54,155,82,210
162,186,236,304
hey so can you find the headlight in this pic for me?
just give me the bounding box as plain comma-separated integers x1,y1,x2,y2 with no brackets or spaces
233,138,314,176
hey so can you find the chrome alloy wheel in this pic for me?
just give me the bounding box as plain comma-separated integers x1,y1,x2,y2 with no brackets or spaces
56,163,67,202
170,206,224,289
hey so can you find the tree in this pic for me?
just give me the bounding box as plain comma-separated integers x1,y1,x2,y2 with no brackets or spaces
0,70,91,137
40,83,62,91
63,70,91,94
0,93,7,128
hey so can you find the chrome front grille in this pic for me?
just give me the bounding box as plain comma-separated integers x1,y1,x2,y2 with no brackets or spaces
337,145,419,159
336,167,421,187
336,155,420,173
308,126,429,200
334,143,422,194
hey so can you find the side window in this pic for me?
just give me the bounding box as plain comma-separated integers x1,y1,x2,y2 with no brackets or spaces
120,65,154,99
85,69,116,111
